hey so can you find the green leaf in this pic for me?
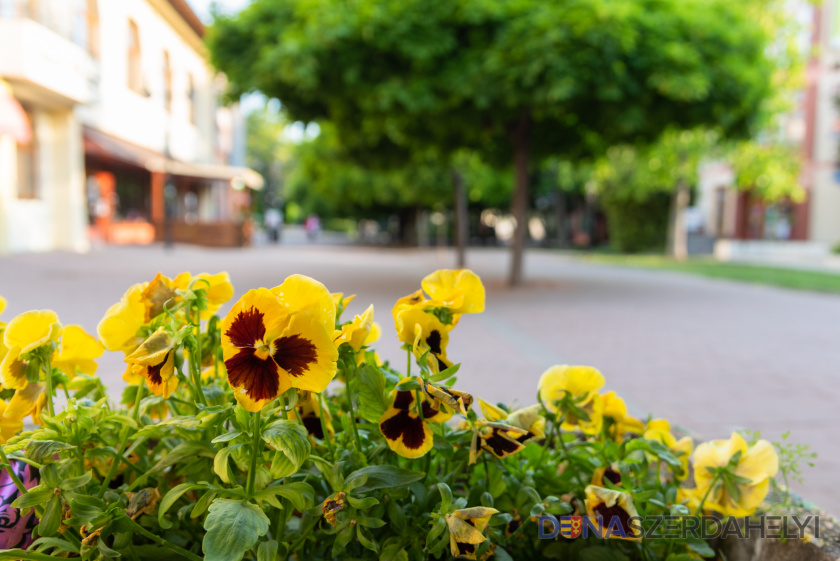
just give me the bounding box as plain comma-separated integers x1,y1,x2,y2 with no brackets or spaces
331,525,354,558
203,499,270,561
11,486,53,509
66,494,104,519
254,482,315,512
38,495,62,537
214,444,244,484
426,516,447,545
428,363,460,383
257,540,278,561
30,537,80,555
58,471,92,490
387,500,407,533
191,490,217,519
686,538,715,558
345,466,425,492
261,420,311,476
379,542,409,561
212,430,243,444
153,441,215,471
437,483,452,512
25,440,74,464
158,483,204,529
357,524,379,552
269,451,297,480
357,365,390,423
347,495,379,509
579,547,630,561
357,516,386,528
395,379,421,392
97,537,120,559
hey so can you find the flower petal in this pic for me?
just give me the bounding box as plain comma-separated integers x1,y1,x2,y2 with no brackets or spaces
97,284,146,352
421,269,486,314
272,312,337,393
4,310,61,354
225,346,285,409
379,407,433,459
271,274,335,336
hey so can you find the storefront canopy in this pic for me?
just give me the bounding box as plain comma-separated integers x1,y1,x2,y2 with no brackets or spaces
83,126,263,190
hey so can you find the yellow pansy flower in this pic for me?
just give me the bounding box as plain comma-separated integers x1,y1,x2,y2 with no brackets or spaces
287,391,333,440
391,289,429,327
98,283,146,352
333,304,374,352
124,328,178,398
692,432,779,517
584,485,642,540
643,419,693,481
140,272,187,322
52,325,104,379
538,365,605,435
445,506,498,560
421,269,486,315
221,285,338,412
191,271,235,317
395,306,451,372
6,382,45,424
271,274,336,336
468,399,530,463
379,380,452,458
591,465,623,488
601,391,644,442
1,310,62,390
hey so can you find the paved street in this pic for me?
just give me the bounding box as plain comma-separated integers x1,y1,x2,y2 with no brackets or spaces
1,244,839,513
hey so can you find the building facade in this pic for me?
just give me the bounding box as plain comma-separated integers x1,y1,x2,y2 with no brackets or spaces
0,0,260,254
693,1,840,256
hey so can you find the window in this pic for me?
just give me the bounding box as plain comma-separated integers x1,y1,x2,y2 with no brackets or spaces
16,108,38,199
127,19,143,94
188,74,196,124
163,51,172,111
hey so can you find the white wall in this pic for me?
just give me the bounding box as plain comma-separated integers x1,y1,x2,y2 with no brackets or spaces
77,0,217,164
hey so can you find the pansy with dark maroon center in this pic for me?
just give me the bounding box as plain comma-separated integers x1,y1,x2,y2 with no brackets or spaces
223,304,319,402
379,385,450,458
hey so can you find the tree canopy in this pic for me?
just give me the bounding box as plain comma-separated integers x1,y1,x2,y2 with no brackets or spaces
209,0,778,283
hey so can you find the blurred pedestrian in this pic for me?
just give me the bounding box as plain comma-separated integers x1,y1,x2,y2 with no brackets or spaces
304,213,321,241
265,207,283,243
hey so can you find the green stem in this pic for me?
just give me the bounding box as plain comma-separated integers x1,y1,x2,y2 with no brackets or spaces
0,445,27,495
97,385,144,498
343,360,362,450
317,393,336,461
482,455,490,490
406,348,411,377
42,353,55,418
247,409,262,498
190,308,208,408
124,516,203,561
694,472,719,516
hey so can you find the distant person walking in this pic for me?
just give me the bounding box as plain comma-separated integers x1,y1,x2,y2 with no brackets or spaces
304,214,321,241
265,207,283,243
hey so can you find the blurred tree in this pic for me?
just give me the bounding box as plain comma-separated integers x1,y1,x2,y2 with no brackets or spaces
209,0,776,284
246,103,293,217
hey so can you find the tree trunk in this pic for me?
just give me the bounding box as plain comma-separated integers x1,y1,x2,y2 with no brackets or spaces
452,168,468,268
667,180,690,260
508,111,531,287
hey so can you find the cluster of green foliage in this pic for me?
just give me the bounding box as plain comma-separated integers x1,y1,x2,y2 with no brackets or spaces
209,0,778,280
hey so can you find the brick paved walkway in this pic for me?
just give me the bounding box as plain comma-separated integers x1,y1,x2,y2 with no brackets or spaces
2,245,838,513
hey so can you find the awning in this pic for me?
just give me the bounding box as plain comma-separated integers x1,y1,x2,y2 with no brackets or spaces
83,126,263,190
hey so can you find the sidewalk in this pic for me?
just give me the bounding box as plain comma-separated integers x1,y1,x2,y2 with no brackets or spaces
1,244,838,513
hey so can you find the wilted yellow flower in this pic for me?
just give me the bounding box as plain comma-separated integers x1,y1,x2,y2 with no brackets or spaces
421,269,486,315
643,419,693,481
468,399,530,463
445,506,498,560
584,485,642,540
423,380,473,416
692,432,779,517
1,310,62,390
333,304,374,351
322,492,346,527
221,280,338,412
538,365,605,435
601,391,644,442
379,381,451,458
591,465,623,488
97,283,146,353
52,325,104,379
124,328,178,398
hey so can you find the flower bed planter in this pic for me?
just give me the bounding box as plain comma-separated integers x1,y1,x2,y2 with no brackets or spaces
0,271,819,560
